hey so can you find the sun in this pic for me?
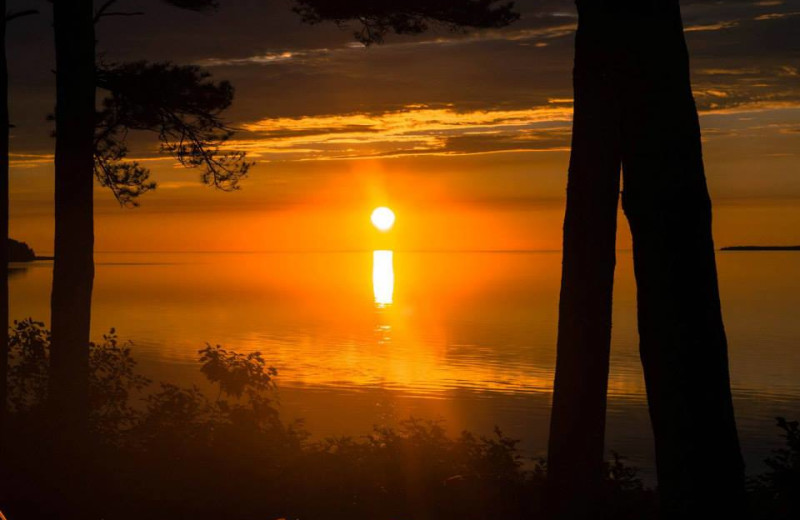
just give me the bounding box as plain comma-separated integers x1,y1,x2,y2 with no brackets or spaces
371,207,395,232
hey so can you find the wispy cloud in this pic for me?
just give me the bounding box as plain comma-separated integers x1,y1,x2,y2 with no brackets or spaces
685,21,740,32
197,48,332,67
698,67,761,76
9,153,54,168
699,101,800,116
230,103,574,161
754,11,800,21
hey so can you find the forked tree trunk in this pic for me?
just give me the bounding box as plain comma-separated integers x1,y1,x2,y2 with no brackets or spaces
620,2,746,516
48,0,96,444
546,7,622,517
548,1,746,518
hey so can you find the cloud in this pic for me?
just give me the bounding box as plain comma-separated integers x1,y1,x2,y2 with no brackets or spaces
230,103,574,161
9,153,54,169
685,21,740,32
197,49,332,67
691,63,800,114
754,11,800,21
699,101,800,115
196,22,577,69
698,68,761,76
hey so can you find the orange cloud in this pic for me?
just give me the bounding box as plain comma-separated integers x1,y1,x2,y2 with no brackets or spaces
231,104,574,162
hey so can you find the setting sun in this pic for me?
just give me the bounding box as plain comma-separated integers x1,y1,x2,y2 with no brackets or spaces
370,207,395,232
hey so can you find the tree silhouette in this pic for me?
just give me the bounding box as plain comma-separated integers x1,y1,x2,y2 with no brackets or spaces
548,1,745,518
0,1,37,447
47,0,246,450
45,4,247,516
45,3,97,518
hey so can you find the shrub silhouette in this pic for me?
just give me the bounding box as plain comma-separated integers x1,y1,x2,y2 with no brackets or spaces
750,418,800,520
2,320,793,519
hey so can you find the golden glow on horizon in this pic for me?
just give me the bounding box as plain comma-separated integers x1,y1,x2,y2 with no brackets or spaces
372,250,394,307
370,207,396,232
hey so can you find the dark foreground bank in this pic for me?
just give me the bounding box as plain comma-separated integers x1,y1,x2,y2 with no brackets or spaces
0,320,797,520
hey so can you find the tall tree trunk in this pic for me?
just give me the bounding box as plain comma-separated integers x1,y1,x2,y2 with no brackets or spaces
546,6,622,518
48,0,95,444
619,2,746,516
0,0,10,440
549,1,746,517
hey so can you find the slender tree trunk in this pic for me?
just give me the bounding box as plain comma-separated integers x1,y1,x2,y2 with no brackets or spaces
0,0,10,440
48,0,95,444
619,2,746,516
546,7,622,518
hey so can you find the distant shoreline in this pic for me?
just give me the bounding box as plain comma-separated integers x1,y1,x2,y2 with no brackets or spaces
721,246,800,251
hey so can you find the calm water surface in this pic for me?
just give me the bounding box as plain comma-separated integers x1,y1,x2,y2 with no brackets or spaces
9,251,800,477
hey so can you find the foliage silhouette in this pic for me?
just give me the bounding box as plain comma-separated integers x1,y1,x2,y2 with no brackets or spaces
7,320,148,438
94,61,251,205
292,0,519,45
3,321,799,519
6,319,50,414
0,321,667,520
750,418,800,520
199,343,277,400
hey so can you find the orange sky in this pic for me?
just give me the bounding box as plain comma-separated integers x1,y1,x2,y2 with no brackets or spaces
6,1,800,254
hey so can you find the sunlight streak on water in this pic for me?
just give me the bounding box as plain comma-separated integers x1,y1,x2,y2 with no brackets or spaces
372,250,394,308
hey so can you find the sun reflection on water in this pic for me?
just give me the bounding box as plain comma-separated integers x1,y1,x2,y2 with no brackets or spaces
372,250,394,308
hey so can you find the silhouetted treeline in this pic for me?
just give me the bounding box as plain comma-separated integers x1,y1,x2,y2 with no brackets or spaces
0,321,797,520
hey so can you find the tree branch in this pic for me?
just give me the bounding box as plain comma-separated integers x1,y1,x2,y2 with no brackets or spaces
5,9,38,23
94,0,144,24
96,11,145,21
94,0,119,22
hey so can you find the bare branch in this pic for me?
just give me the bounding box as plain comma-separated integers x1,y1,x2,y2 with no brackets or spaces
94,0,120,22
96,11,145,22
5,9,38,23
95,0,145,23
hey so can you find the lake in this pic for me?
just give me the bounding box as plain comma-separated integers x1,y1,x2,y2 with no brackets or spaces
9,250,800,479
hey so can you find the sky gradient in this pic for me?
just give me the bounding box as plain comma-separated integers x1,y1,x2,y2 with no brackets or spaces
7,0,800,253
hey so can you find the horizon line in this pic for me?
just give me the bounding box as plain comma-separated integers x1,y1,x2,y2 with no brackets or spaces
28,245,798,256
